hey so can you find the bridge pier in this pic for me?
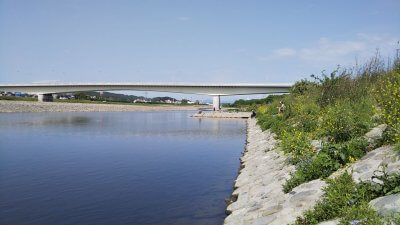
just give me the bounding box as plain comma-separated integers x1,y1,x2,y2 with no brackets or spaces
38,94,53,102
212,95,220,111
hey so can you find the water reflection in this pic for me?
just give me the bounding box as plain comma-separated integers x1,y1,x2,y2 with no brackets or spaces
16,116,92,126
0,112,245,138
0,111,246,225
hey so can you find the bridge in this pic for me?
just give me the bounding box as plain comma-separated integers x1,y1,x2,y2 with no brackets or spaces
0,83,292,110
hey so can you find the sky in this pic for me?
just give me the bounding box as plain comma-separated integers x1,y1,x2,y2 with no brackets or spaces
0,0,399,102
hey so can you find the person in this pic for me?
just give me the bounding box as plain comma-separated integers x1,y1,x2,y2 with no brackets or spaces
251,111,256,118
277,101,286,114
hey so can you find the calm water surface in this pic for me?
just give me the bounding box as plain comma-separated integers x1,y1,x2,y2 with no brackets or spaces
0,111,246,225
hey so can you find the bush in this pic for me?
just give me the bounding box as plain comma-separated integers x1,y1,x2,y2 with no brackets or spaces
256,96,295,136
287,96,320,133
383,213,400,225
229,95,285,111
373,67,400,144
283,138,368,192
339,202,382,225
294,172,379,224
322,138,369,165
295,167,400,224
280,130,315,165
364,164,400,197
291,79,318,96
283,153,340,193
311,69,355,106
257,110,290,136
295,172,360,224
321,99,373,143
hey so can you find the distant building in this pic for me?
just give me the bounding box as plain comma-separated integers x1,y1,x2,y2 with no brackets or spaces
133,99,150,103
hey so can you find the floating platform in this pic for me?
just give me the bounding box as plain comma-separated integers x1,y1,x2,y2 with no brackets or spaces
192,111,252,118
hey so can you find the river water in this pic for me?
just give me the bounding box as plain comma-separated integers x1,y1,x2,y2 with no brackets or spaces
0,111,246,225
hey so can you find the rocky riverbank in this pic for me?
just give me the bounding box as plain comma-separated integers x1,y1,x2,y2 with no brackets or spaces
224,118,400,225
0,100,204,113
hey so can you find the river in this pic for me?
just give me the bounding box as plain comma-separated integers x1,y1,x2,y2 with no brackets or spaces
0,111,246,225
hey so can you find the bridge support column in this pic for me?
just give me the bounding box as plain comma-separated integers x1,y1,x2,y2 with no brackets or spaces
212,95,220,111
38,94,53,102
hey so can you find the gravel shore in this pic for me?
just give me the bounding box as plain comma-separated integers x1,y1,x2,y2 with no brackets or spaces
0,100,206,113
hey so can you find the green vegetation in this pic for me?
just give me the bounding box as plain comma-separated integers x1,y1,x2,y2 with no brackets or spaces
294,166,400,224
373,65,400,145
0,96,36,101
235,53,400,223
248,54,400,193
1,91,203,106
227,95,284,111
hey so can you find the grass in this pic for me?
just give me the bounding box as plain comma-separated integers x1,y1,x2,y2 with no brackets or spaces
294,166,400,224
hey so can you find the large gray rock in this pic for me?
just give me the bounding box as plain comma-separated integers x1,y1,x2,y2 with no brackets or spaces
311,140,323,152
365,124,387,148
369,194,400,216
318,220,339,225
329,145,400,182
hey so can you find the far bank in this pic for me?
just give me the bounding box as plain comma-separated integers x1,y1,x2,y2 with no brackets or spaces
0,100,208,113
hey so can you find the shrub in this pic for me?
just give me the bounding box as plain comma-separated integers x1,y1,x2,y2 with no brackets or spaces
294,172,380,224
322,137,368,165
280,130,315,165
373,68,400,144
283,138,368,192
283,153,340,193
257,111,290,136
339,202,382,225
229,94,285,111
256,96,295,136
321,99,373,143
295,167,400,224
363,164,400,197
295,172,360,224
257,94,321,137
311,69,355,106
291,79,318,96
383,213,400,225
288,96,320,133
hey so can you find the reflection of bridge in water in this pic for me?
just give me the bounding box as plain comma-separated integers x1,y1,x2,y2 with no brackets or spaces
0,83,292,110
1,112,246,138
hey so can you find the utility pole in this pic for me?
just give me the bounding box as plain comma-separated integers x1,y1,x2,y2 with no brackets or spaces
396,40,400,59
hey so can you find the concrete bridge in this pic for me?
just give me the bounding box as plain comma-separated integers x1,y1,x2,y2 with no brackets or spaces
0,83,292,110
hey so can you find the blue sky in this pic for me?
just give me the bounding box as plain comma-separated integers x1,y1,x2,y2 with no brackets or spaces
0,0,399,101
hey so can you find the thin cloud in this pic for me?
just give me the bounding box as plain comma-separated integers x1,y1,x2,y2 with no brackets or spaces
258,48,296,61
177,16,191,21
272,48,297,57
264,33,399,65
299,37,366,62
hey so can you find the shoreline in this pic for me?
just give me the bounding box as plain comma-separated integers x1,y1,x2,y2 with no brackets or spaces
224,118,325,224
0,100,207,113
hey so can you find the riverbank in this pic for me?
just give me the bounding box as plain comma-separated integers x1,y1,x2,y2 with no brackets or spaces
224,118,400,225
0,100,206,113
